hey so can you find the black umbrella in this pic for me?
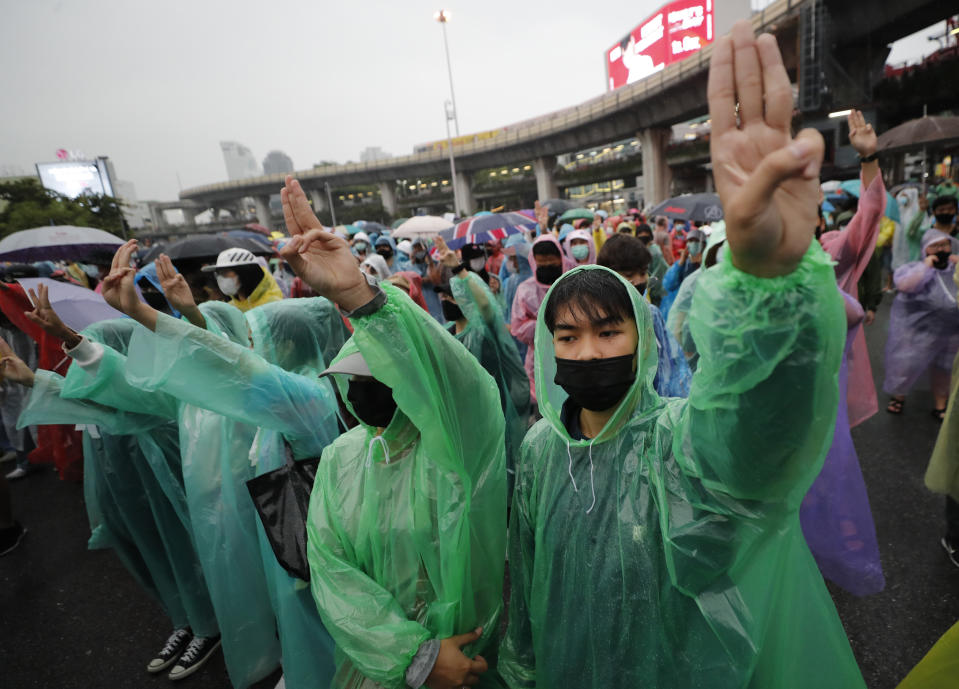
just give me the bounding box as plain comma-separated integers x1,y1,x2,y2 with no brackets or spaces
646,193,724,224
154,234,270,263
540,198,577,214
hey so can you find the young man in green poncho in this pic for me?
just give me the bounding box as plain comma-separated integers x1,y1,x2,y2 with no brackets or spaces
276,177,507,689
498,21,865,689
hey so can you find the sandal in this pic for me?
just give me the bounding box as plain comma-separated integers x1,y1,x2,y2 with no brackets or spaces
933,407,946,421
886,398,904,414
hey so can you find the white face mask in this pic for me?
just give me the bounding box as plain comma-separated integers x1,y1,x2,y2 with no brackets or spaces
469,257,486,272
216,274,240,296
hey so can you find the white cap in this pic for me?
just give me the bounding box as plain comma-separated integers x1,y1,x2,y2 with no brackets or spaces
396,239,414,255
319,350,372,378
201,247,259,272
352,232,371,244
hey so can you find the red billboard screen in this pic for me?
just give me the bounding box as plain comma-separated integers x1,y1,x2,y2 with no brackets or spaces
605,0,714,91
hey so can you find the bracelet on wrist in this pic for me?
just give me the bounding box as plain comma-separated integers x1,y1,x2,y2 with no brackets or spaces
858,152,878,164
451,262,467,275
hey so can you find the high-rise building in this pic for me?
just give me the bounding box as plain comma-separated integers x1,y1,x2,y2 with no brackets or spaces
359,146,392,163
262,150,294,175
220,141,262,180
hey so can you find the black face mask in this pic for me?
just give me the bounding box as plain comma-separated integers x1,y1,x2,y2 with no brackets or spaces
934,250,952,270
441,300,464,322
935,213,956,226
377,249,394,260
346,379,398,428
536,264,562,285
633,281,647,295
637,234,653,245
554,353,636,412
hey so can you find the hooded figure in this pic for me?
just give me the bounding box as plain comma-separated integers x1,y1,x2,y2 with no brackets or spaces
502,244,865,688
510,234,574,399
136,262,181,318
883,229,959,402
892,188,921,271
361,253,392,281
122,297,349,689
447,270,531,499
304,281,506,689
660,227,705,321
61,301,281,689
563,229,596,266
374,235,409,274
17,318,221,672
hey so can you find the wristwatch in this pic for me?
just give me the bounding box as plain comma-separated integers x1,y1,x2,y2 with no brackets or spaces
858,152,878,164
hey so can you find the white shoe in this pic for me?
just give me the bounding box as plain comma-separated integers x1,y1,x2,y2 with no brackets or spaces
5,467,27,480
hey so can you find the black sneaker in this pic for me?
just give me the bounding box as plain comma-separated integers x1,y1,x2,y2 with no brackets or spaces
168,634,221,681
0,521,27,556
147,628,192,673
941,537,959,568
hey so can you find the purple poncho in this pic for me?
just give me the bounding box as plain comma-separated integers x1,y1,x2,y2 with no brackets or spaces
801,290,885,596
883,229,959,396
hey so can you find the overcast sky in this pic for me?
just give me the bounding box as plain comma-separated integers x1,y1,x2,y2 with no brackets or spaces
0,0,944,201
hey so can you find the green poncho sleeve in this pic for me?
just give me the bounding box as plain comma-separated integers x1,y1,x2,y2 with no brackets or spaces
123,312,339,457
60,342,179,420
19,369,169,435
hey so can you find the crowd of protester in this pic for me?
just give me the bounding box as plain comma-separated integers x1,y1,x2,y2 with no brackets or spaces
3,22,959,688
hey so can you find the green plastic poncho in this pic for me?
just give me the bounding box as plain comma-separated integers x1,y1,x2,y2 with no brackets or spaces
60,302,281,689
123,298,348,689
19,364,219,638
306,283,507,689
500,244,866,688
450,271,531,495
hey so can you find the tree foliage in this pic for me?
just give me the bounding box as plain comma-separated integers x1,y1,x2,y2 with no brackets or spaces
0,178,126,238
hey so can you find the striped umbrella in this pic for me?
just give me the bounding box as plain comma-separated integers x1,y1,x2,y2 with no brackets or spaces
439,212,536,250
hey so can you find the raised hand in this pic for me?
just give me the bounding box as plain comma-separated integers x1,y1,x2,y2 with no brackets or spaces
708,21,825,278
0,335,34,387
534,200,550,230
279,176,374,311
25,283,79,347
847,109,877,158
433,236,460,268
101,239,143,316
155,254,195,313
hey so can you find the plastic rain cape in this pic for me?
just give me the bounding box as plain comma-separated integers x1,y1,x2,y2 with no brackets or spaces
19,362,219,638
450,270,531,495
500,248,866,689
306,283,506,689
61,302,280,689
124,298,348,689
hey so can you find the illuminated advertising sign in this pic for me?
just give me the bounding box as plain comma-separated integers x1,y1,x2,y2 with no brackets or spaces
606,0,714,91
36,158,115,199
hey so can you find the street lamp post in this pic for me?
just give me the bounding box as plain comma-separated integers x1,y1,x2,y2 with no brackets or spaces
444,100,462,215
434,9,459,137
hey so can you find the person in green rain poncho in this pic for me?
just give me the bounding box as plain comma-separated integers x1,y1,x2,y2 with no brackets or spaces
499,22,865,689
0,317,220,681
273,175,507,689
432,236,531,498
98,253,350,689
31,259,282,689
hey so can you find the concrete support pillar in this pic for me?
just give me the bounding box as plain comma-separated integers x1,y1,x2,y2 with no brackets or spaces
253,195,272,230
533,156,559,201
377,182,398,216
309,188,327,214
149,204,168,231
182,207,198,227
453,171,475,216
640,128,672,207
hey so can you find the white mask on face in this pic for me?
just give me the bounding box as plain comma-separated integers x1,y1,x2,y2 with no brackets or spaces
216,274,240,296
469,257,486,272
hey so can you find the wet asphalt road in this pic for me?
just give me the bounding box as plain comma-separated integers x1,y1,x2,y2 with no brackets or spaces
1,296,957,688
